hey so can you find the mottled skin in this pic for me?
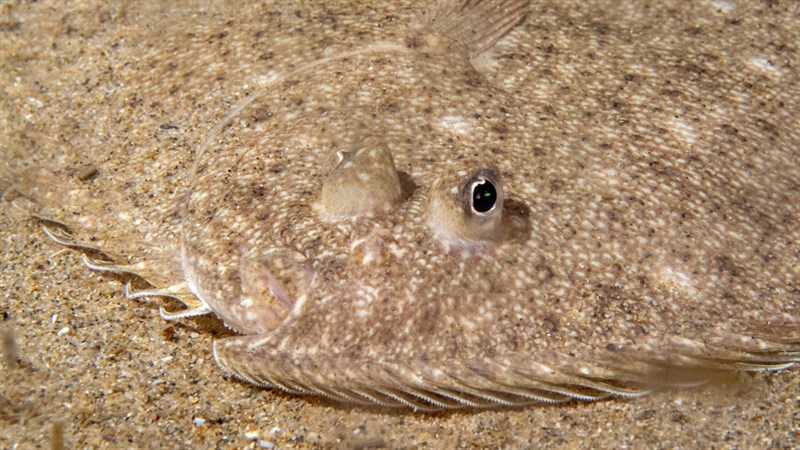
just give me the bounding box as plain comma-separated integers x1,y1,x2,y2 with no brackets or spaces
11,0,800,409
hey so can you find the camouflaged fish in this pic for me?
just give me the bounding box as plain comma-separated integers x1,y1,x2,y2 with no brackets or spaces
9,0,800,410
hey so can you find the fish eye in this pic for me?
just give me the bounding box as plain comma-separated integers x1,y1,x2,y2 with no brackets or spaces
313,137,403,221
470,177,497,214
428,162,505,251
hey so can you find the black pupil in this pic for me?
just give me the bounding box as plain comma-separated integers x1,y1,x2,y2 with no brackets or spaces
472,180,497,213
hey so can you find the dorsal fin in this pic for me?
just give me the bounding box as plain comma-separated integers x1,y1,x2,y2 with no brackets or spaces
421,0,530,58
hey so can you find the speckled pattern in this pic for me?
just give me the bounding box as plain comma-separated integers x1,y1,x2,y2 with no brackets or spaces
1,0,799,447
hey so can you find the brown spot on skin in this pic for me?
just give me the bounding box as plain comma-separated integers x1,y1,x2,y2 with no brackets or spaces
247,107,273,122
535,260,555,284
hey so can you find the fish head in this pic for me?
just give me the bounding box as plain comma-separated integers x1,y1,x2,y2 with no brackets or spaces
181,39,541,340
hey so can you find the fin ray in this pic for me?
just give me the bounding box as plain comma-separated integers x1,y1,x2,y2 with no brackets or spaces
423,0,530,57
212,325,800,410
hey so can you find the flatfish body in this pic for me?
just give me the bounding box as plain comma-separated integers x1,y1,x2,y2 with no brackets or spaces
9,0,800,409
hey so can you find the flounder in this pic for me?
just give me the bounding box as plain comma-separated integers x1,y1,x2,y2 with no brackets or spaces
8,0,800,410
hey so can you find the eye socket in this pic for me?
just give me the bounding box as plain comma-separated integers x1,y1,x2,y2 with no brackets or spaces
471,178,497,214
427,162,505,251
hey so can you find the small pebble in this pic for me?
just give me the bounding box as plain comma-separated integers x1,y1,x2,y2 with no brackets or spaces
245,430,259,440
258,440,275,449
193,417,206,426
